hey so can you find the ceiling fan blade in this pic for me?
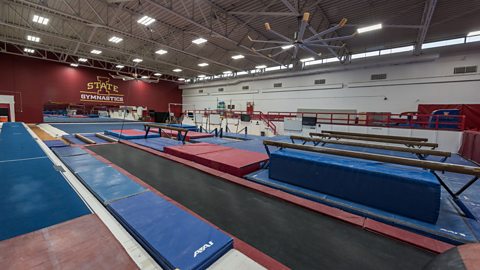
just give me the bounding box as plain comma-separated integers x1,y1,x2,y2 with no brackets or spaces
297,12,310,41
304,18,348,42
248,35,290,44
253,45,287,52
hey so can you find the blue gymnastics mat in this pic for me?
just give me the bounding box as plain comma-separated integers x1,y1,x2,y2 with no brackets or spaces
130,137,183,152
105,129,160,140
108,192,233,270
190,137,237,145
76,166,147,205
43,140,68,148
269,149,441,223
52,146,88,157
51,123,146,134
60,154,109,174
0,158,91,240
165,123,198,131
62,134,112,145
0,124,46,162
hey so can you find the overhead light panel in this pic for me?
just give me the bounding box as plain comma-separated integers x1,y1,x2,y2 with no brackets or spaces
467,30,480,36
192,38,207,45
173,68,182,72
115,64,124,69
198,63,209,67
178,78,185,81
231,54,244,60
109,36,123,43
141,76,149,79
154,73,162,76
300,57,314,62
197,74,206,78
255,65,267,69
281,45,294,50
26,35,40,42
223,71,232,74
132,58,143,63
155,49,168,55
32,15,49,25
78,58,88,62
70,63,79,67
137,15,155,26
24,48,34,53
90,49,102,54
357,23,382,34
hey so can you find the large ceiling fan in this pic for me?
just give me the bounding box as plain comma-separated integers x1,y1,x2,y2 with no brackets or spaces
109,71,159,83
248,12,356,61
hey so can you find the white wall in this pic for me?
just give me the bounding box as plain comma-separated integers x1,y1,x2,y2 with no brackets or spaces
0,95,15,121
181,51,480,114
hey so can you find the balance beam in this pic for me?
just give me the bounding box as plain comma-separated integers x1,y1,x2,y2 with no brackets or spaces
310,132,438,149
144,123,189,142
263,140,479,219
74,134,96,144
321,130,428,142
290,135,450,160
95,133,118,143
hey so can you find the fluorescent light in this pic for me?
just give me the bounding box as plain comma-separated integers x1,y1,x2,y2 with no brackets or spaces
173,68,182,72
231,54,244,59
137,15,155,26
90,49,102,54
357,23,382,34
237,71,248,75
467,30,480,36
70,63,79,67
223,71,233,74
155,49,168,55
265,66,281,72
115,64,124,69
153,73,162,76
192,38,207,45
178,78,185,81
26,35,40,42
32,15,49,25
198,63,209,67
304,59,323,66
24,48,34,53
78,58,88,62
422,38,465,49
109,36,123,43
141,76,149,79
197,74,206,78
300,57,314,62
132,58,143,63
255,65,267,69
281,44,294,50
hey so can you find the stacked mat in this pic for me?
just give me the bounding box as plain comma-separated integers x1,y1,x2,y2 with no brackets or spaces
53,145,233,269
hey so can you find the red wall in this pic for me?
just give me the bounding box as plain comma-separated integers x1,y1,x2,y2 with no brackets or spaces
0,53,181,123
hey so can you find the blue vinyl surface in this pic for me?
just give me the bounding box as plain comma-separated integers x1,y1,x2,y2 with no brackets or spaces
63,134,112,145
76,166,147,204
0,158,91,240
60,154,109,173
269,149,441,223
165,124,199,131
52,146,88,157
190,137,237,145
221,132,264,140
224,139,275,154
130,137,183,152
43,140,68,148
51,123,146,134
108,192,233,270
105,129,160,140
0,124,46,162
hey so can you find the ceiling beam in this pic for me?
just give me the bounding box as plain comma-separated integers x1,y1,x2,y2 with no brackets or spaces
228,11,299,17
414,0,438,55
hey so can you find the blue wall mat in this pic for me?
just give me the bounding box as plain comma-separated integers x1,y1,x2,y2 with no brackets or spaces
108,192,233,270
269,149,441,223
130,137,183,152
52,146,88,157
51,123,146,134
0,158,91,240
76,166,147,204
43,140,68,148
60,154,108,173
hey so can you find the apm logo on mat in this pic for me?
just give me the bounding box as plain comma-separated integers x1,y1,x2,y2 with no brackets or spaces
80,76,124,104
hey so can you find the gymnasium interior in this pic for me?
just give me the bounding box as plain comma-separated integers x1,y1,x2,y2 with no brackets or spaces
1,0,480,269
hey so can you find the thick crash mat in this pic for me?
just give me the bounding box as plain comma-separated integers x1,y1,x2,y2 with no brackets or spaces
76,166,147,204
130,137,183,152
60,154,109,173
157,129,213,142
164,143,231,161
195,148,269,177
108,192,233,270
0,158,91,240
43,140,68,148
165,123,199,131
105,129,160,140
0,214,138,269
52,146,88,157
269,149,441,223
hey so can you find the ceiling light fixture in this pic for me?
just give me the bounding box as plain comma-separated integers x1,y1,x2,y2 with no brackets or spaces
300,57,314,62
155,49,168,55
78,58,88,62
115,64,124,69
132,58,143,63
357,23,382,34
154,73,162,76
255,65,267,69
70,63,79,67
109,36,123,43
197,75,206,78
198,63,209,67
24,48,34,53
192,38,207,45
223,71,233,74
173,68,182,72
231,54,244,60
467,30,480,36
90,49,102,54
32,15,49,25
281,45,294,50
141,76,149,79
137,15,155,26
178,78,185,81
26,35,40,42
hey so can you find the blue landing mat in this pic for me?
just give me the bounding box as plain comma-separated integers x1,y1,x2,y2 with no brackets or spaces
51,123,146,134
0,125,46,162
246,169,480,244
60,154,109,174
220,132,264,140
52,146,88,157
190,137,237,145
269,149,441,223
105,129,160,140
225,139,273,154
43,140,68,148
0,158,91,240
130,137,183,152
165,124,198,131
62,134,87,145
108,192,233,270
76,166,147,204
62,134,112,145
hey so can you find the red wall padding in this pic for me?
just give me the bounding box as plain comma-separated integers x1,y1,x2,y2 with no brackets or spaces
459,130,480,163
417,104,480,130
0,54,181,123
